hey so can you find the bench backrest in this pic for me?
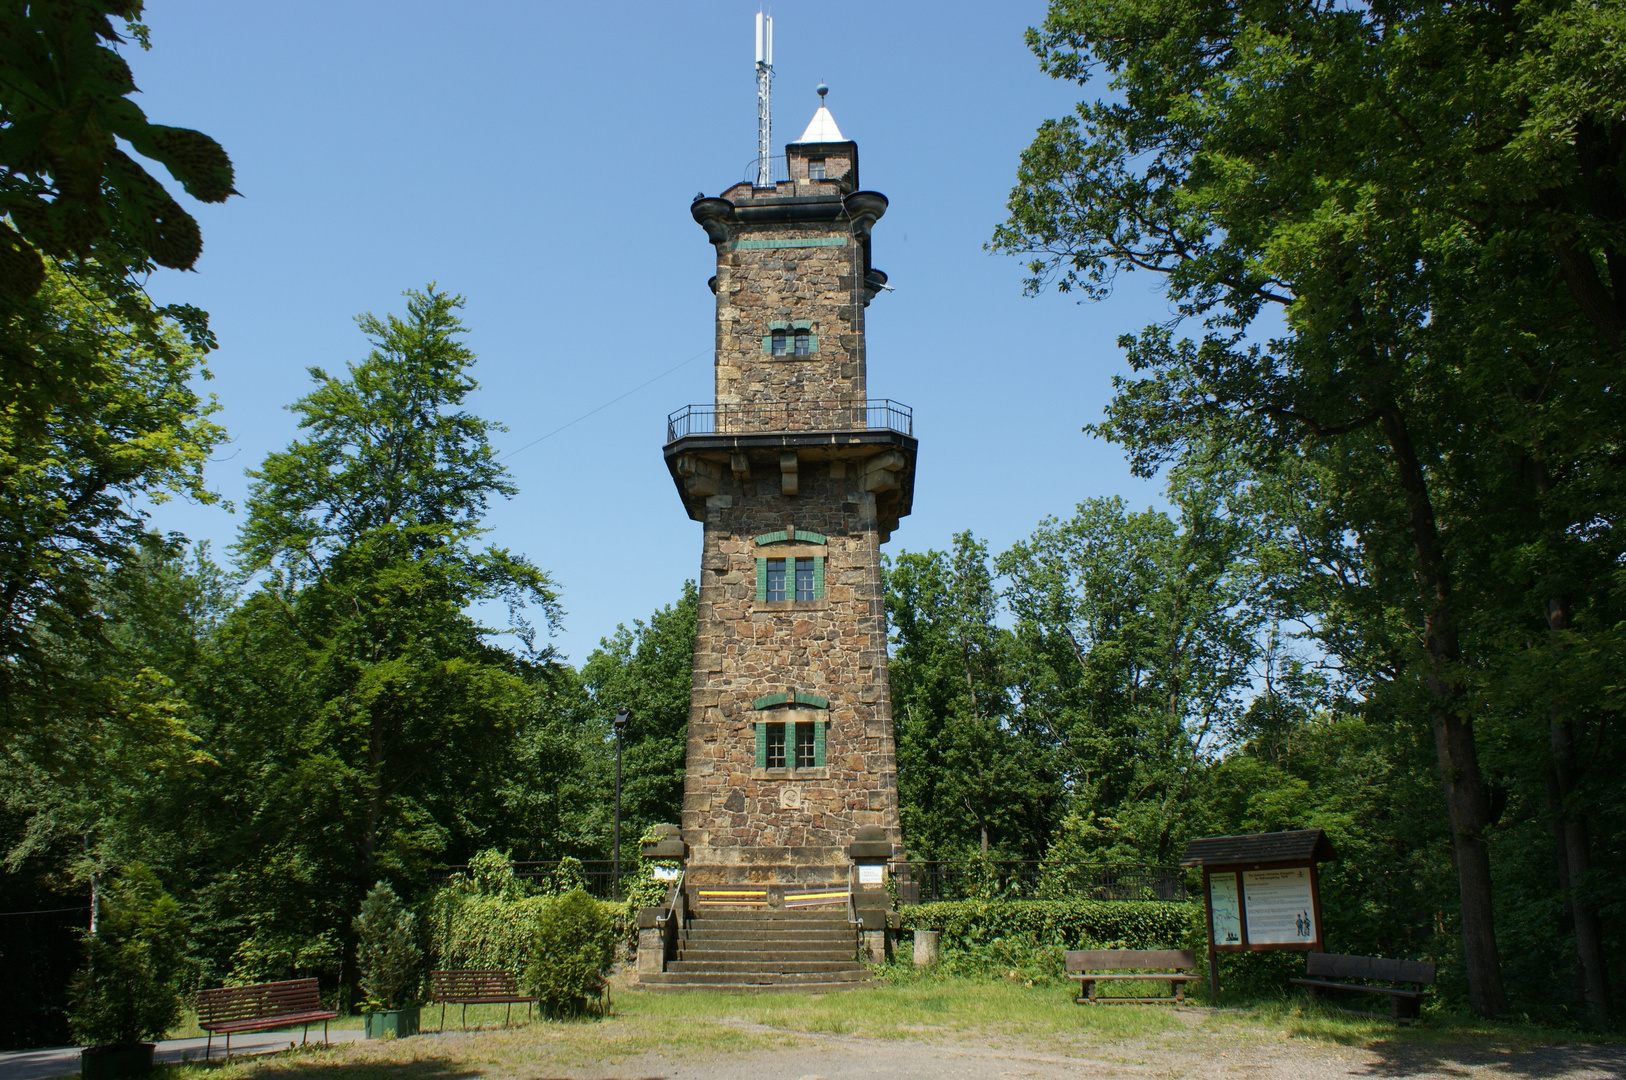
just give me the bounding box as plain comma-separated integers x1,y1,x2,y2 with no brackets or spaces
1306,952,1436,985
430,969,521,997
197,978,323,1024
1065,949,1197,972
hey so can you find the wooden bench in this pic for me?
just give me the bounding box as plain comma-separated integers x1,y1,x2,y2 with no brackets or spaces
196,977,337,1060
428,969,536,1030
1288,952,1436,1023
1065,949,1199,1003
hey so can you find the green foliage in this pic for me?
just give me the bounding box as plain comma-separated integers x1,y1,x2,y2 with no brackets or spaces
353,881,421,1011
888,533,1059,859
0,260,225,699
0,0,235,296
580,583,697,848
193,286,564,993
69,865,189,1045
900,900,1202,984
465,849,528,900
522,889,616,1017
427,855,621,978
622,827,680,921
992,0,1626,1022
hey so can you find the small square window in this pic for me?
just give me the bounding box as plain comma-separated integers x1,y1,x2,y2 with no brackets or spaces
771,330,787,356
794,557,815,601
794,721,816,768
793,330,810,356
809,159,825,180
766,558,787,602
766,723,786,769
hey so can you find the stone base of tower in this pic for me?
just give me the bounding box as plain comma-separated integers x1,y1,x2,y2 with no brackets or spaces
681,849,851,889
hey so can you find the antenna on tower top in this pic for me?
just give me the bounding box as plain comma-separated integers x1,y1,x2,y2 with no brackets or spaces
755,11,774,187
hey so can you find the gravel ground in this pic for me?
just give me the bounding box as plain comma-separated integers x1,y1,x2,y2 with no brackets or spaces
566,1031,1626,1080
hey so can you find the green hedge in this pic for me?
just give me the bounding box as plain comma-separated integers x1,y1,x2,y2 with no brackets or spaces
898,900,1204,984
427,890,623,973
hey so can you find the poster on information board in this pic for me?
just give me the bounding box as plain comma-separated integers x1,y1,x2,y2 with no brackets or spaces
1180,830,1337,1001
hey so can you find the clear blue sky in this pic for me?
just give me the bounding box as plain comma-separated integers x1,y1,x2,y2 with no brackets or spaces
128,1,1171,663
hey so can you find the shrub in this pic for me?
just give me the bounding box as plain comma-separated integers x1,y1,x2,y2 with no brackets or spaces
522,889,616,1017
70,865,191,1046
899,899,1203,984
427,871,622,978
353,882,421,1010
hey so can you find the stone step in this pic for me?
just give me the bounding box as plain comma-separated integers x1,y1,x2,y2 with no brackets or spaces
688,916,851,929
682,929,854,942
677,947,856,962
667,959,861,974
639,968,870,987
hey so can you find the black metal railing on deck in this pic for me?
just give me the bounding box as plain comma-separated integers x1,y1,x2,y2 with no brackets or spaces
666,399,912,442
904,861,1187,904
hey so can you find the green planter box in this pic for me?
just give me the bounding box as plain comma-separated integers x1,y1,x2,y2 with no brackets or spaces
80,1043,154,1080
364,1007,420,1039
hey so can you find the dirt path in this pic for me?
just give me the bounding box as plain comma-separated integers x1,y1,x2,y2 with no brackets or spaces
554,1029,1626,1080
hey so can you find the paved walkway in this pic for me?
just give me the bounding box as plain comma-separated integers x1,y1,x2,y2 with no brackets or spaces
0,1028,365,1080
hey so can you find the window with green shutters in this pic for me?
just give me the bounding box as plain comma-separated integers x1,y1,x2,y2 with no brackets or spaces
754,554,824,602
754,706,829,771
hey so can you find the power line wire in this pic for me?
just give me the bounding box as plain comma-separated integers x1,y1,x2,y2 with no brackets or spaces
0,905,83,917
499,348,710,462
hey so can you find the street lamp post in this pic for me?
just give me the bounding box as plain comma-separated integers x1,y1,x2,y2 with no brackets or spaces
613,707,630,899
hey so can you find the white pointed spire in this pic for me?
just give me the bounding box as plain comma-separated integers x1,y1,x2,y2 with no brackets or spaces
796,105,845,143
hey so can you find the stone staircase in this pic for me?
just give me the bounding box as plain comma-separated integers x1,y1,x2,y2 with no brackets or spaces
638,906,873,993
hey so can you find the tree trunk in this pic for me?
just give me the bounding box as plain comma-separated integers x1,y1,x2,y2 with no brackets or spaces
1543,596,1612,1024
1378,400,1507,1018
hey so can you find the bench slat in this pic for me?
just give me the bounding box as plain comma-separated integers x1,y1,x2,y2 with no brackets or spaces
1304,952,1435,985
202,1010,339,1034
1289,978,1425,999
1065,949,1197,972
429,969,534,1005
197,978,330,1029
1069,973,1198,981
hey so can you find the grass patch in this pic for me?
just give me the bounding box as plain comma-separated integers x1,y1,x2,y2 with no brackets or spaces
123,974,1618,1080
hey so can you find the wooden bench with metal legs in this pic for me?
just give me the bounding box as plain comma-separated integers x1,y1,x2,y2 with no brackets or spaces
1289,952,1435,1023
196,978,337,1060
1065,949,1199,1004
428,969,536,1030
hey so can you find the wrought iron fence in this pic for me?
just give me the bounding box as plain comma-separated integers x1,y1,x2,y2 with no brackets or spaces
431,860,636,900
904,861,1188,904
666,399,912,442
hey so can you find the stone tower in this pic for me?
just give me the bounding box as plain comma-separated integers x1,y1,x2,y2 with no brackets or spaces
664,99,915,892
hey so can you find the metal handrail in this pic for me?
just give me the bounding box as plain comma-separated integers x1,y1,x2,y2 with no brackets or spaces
846,864,863,960
666,398,913,442
655,868,686,972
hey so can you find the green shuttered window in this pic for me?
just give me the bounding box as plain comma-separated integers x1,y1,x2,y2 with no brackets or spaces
755,722,768,768
754,554,824,601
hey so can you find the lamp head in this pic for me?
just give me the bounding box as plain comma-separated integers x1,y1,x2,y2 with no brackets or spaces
614,707,631,732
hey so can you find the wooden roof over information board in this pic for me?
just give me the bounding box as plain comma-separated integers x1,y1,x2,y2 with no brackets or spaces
1180,829,1337,868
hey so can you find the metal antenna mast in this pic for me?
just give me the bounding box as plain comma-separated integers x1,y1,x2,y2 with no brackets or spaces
755,11,774,186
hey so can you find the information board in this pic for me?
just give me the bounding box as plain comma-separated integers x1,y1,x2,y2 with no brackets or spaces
1208,872,1242,946
857,864,885,885
1242,867,1317,945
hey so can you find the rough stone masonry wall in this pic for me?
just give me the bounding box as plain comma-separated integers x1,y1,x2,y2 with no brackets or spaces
682,462,902,886
713,227,867,410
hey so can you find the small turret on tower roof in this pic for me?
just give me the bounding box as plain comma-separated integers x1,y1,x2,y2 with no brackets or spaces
796,84,844,142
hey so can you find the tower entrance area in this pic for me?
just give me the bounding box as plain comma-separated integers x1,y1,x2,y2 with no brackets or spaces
663,102,915,896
